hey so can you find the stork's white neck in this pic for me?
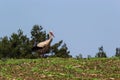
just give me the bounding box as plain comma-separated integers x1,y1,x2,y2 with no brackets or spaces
49,33,54,39
47,33,53,45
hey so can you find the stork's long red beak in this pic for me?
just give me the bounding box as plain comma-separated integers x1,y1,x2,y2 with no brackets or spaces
50,32,55,37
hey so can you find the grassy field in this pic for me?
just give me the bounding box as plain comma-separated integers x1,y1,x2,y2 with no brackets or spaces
0,58,120,80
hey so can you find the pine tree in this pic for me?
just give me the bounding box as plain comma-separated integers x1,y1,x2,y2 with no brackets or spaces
115,48,120,57
51,40,72,58
95,46,107,58
31,25,46,44
30,25,47,58
0,36,10,58
9,29,31,58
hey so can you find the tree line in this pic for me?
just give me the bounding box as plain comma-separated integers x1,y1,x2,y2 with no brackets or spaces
0,25,72,59
76,46,120,59
0,25,120,59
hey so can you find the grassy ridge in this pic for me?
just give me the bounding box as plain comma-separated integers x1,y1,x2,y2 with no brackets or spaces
0,58,120,80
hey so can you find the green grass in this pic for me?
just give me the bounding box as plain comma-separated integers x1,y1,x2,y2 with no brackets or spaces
0,58,120,80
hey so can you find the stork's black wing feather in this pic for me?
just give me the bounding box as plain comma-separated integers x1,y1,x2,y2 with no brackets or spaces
32,46,43,51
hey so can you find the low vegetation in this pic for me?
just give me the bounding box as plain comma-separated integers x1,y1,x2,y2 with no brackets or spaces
0,58,120,80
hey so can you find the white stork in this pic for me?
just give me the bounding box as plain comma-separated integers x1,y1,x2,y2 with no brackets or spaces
32,31,55,57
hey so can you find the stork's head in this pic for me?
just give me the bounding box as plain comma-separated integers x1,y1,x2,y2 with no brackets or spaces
49,31,55,38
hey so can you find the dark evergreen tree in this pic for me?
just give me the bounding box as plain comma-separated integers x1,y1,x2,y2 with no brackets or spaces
30,25,47,58
115,48,120,57
95,46,107,58
0,36,11,58
31,25,46,45
51,40,63,56
9,29,31,58
51,40,72,58
58,43,71,58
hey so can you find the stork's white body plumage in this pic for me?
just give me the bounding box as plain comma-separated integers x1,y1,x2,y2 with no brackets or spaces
37,32,54,48
32,31,54,57
37,37,52,48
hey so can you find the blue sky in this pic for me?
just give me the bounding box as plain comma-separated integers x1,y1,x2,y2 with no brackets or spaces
0,0,120,57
